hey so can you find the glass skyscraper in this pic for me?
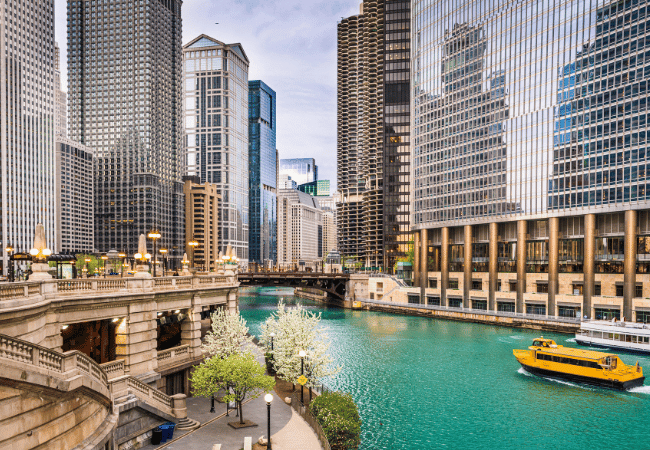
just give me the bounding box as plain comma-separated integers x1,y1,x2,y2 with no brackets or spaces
183,35,250,262
68,0,185,265
411,0,650,323
1,0,57,272
248,80,277,265
279,158,318,186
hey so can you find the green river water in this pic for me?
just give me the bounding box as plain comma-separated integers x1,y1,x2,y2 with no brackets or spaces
238,287,650,450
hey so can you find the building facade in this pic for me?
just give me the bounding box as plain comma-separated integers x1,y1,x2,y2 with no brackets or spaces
298,179,331,197
279,158,318,186
183,35,250,263
337,0,412,270
183,177,219,271
56,139,94,254
1,0,57,271
277,189,323,268
68,0,185,265
248,80,277,265
55,43,67,139
411,0,650,323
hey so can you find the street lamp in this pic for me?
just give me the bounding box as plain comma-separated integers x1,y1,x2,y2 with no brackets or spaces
148,230,161,277
84,257,91,278
118,252,126,277
5,245,14,282
270,332,275,351
160,248,168,276
265,393,273,450
101,255,108,278
188,239,199,269
299,350,306,404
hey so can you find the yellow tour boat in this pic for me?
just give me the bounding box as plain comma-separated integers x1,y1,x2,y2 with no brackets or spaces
513,337,645,390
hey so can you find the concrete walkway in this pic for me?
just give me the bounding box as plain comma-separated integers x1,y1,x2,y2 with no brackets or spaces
141,344,322,450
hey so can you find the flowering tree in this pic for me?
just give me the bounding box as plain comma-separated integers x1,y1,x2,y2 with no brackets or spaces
260,301,340,388
202,308,253,358
191,353,275,424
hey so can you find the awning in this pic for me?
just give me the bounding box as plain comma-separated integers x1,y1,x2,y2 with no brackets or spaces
593,304,621,310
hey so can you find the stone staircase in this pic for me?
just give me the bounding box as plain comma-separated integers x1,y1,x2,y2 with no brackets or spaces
0,334,198,450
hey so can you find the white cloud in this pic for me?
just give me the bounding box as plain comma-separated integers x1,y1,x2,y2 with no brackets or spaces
55,0,361,191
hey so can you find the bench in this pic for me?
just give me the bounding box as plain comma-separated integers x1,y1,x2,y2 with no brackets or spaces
244,436,252,450
212,445,221,450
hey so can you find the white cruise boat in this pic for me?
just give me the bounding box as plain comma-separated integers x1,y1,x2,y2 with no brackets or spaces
575,320,650,354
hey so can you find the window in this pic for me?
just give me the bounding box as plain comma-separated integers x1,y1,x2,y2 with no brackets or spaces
449,298,462,308
509,280,518,292
472,299,487,310
497,302,515,313
427,296,441,306
497,280,502,291
572,283,583,295
429,278,437,288
636,283,643,298
616,284,624,296
526,304,546,315
536,282,548,293
408,294,421,304
595,283,602,296
472,280,482,290
449,279,459,289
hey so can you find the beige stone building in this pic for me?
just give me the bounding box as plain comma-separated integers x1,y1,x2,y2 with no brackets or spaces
277,189,323,268
184,177,220,271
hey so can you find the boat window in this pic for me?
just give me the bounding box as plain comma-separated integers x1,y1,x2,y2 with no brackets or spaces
533,340,542,346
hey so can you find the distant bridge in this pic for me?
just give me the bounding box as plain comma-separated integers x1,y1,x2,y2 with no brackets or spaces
238,272,351,302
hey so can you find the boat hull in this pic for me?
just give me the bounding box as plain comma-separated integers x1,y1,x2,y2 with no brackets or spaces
575,336,650,355
519,363,645,390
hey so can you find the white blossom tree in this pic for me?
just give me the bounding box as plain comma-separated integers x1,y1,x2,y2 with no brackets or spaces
260,301,340,387
203,308,253,358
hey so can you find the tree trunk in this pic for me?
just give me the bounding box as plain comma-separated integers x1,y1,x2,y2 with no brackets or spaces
239,400,244,424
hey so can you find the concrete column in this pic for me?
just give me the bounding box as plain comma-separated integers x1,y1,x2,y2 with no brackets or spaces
441,227,449,307
516,220,527,314
464,225,472,308
488,222,498,311
420,228,429,305
116,301,157,376
624,210,637,321
181,295,203,360
413,231,421,288
583,214,596,319
548,217,559,317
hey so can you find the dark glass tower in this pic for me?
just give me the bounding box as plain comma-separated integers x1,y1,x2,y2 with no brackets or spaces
68,0,185,265
248,80,277,265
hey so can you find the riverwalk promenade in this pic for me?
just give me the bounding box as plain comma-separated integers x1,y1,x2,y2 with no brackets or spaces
141,345,322,450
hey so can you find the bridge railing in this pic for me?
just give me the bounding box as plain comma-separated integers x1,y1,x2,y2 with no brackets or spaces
0,274,237,301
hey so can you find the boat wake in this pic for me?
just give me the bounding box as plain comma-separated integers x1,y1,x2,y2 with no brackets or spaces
628,385,650,394
565,338,576,343
518,368,533,377
518,368,592,390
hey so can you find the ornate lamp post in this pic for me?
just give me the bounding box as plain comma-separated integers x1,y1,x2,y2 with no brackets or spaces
270,332,275,351
29,223,52,281
160,248,168,276
5,245,14,282
148,230,161,277
188,239,198,269
118,252,126,277
265,393,273,450
101,255,108,278
134,234,152,279
299,350,306,404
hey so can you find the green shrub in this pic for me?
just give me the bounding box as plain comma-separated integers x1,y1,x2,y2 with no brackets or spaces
310,391,361,450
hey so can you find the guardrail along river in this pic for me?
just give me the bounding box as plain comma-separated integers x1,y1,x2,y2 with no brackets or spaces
240,287,650,450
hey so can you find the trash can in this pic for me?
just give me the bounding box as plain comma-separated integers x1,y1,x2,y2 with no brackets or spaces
159,422,176,442
151,427,162,445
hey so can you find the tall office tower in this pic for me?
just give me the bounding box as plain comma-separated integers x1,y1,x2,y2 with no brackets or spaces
54,43,67,139
248,80,277,265
183,177,220,271
411,0,650,323
68,0,185,266
56,139,94,254
277,189,323,268
337,0,411,270
1,0,57,273
279,158,318,185
298,180,330,197
184,35,250,262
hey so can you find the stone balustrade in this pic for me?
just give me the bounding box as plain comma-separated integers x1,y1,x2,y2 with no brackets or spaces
0,333,108,389
0,274,236,301
100,359,125,380
156,344,191,368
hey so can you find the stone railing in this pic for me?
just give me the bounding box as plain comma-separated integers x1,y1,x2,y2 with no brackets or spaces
100,359,125,380
0,333,108,389
0,274,237,301
110,374,174,415
156,344,191,367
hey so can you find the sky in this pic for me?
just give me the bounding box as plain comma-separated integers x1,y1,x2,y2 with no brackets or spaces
54,0,362,191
